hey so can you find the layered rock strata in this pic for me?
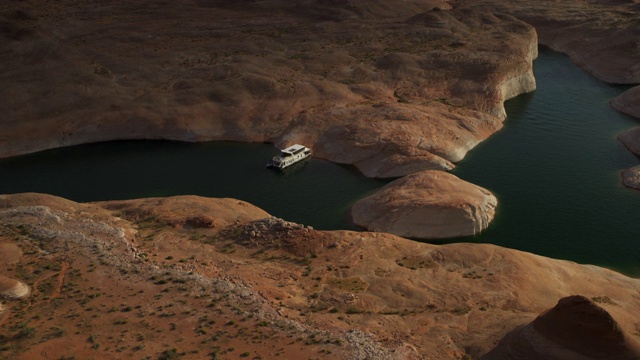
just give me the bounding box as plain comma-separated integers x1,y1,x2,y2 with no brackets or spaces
1,193,640,359
351,170,497,239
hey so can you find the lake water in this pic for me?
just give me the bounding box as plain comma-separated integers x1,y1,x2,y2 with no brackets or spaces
1,47,639,275
451,47,640,276
0,141,387,231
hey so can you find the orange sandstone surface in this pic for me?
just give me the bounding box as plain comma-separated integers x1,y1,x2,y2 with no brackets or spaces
1,193,640,359
0,0,537,178
2,1,640,358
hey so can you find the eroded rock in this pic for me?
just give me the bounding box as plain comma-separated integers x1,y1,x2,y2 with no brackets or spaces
472,0,640,84
618,127,640,156
622,166,640,190
0,275,30,300
351,170,497,238
0,0,538,178
482,295,640,359
611,85,640,120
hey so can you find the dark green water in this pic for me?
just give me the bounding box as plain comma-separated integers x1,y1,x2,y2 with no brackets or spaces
451,47,640,276
0,141,387,231
1,47,639,275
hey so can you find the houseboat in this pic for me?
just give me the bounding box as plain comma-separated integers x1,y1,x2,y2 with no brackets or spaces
267,144,312,170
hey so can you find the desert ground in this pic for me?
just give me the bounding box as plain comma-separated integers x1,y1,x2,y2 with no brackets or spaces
2,0,640,359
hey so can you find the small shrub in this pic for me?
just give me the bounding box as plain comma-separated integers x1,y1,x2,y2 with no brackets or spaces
158,348,180,360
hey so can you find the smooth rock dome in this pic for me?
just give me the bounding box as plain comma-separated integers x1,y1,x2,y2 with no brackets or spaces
482,295,640,360
351,170,497,239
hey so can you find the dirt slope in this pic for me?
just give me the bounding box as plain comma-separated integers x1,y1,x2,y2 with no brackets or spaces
1,193,640,359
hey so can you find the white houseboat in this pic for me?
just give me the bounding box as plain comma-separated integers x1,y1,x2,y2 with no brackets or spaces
267,144,312,170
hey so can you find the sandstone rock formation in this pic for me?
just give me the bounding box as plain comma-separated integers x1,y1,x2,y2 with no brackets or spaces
472,0,640,85
612,85,640,120
469,0,640,184
351,170,497,238
482,295,640,360
0,276,30,300
1,193,640,359
619,127,640,157
622,166,640,190
0,241,29,301
618,127,640,190
0,0,537,178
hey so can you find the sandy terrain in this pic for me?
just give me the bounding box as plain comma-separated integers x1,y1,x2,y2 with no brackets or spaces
1,193,640,359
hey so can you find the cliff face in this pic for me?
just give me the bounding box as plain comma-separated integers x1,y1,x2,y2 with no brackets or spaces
0,0,538,178
1,193,640,359
465,0,640,85
458,0,640,192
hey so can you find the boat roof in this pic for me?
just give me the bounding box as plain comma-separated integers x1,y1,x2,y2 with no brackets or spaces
281,144,308,153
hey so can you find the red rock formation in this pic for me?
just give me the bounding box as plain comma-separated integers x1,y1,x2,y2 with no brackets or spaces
482,295,640,360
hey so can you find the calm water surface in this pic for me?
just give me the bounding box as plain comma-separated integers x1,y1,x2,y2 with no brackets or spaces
0,141,387,231
1,48,639,275
451,48,640,275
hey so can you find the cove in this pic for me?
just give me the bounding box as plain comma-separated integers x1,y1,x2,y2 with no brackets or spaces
0,141,387,231
1,48,639,275
451,47,640,276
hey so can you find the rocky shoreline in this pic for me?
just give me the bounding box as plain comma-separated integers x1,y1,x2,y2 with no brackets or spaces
613,86,640,190
473,0,640,191
1,0,538,238
2,1,640,357
0,0,538,179
2,0,638,237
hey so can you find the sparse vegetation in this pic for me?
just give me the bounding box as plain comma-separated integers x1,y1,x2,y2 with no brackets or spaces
328,277,368,292
591,296,617,306
158,348,181,360
450,307,472,316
